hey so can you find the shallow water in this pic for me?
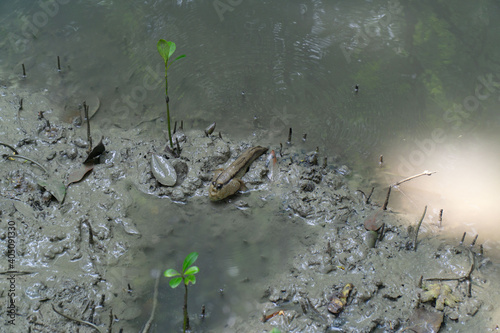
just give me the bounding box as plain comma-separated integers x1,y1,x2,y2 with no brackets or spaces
124,188,309,331
2,0,500,331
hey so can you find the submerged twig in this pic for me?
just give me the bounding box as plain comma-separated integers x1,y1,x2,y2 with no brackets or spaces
0,142,19,155
438,209,443,227
413,205,427,251
51,304,104,333
392,171,436,187
287,128,292,144
3,154,48,173
141,272,161,333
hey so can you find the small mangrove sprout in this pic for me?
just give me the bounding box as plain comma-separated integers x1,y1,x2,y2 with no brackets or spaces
157,39,185,149
164,252,200,333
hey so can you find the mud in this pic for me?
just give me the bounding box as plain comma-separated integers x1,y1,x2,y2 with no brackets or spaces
0,83,498,333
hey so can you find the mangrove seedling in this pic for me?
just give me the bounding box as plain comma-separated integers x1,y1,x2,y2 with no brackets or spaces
157,39,185,149
164,252,199,332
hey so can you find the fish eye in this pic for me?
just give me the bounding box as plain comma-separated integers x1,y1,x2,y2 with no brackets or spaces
216,183,223,190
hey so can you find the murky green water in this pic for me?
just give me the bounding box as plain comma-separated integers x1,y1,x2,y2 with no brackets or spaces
2,0,500,331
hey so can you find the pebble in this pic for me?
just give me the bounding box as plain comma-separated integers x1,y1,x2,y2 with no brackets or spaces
67,147,78,159
73,137,88,148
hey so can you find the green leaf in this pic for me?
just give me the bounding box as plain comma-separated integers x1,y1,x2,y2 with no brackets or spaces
174,54,186,61
182,252,198,272
169,277,182,288
183,266,199,276
184,274,196,286
157,39,171,63
270,329,281,333
164,269,180,277
167,41,176,58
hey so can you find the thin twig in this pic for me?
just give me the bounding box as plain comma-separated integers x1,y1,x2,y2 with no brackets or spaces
84,101,92,154
107,309,113,333
3,154,48,173
383,171,436,210
0,271,33,275
471,234,478,247
460,232,467,245
51,304,104,333
392,171,436,187
141,272,161,333
0,142,19,154
414,205,427,251
382,186,391,210
366,187,374,204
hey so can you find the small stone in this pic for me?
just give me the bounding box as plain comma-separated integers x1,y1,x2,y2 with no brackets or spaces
67,147,78,160
170,188,185,202
73,137,88,148
46,151,57,161
235,200,249,210
447,309,459,320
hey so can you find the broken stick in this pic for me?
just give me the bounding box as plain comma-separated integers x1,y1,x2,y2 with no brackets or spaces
414,205,427,251
384,171,436,210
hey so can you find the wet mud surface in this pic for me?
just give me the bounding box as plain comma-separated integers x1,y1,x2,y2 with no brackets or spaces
0,85,499,332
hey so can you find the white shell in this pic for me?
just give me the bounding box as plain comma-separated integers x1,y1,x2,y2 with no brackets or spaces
151,154,177,186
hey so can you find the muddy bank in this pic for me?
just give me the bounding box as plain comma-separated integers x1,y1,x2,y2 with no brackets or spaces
0,84,498,333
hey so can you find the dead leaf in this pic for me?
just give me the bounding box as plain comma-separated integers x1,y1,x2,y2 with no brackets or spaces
406,308,443,333
84,137,105,164
37,177,66,203
67,164,94,186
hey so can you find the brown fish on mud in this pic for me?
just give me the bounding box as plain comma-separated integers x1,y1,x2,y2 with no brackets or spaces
208,146,268,201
